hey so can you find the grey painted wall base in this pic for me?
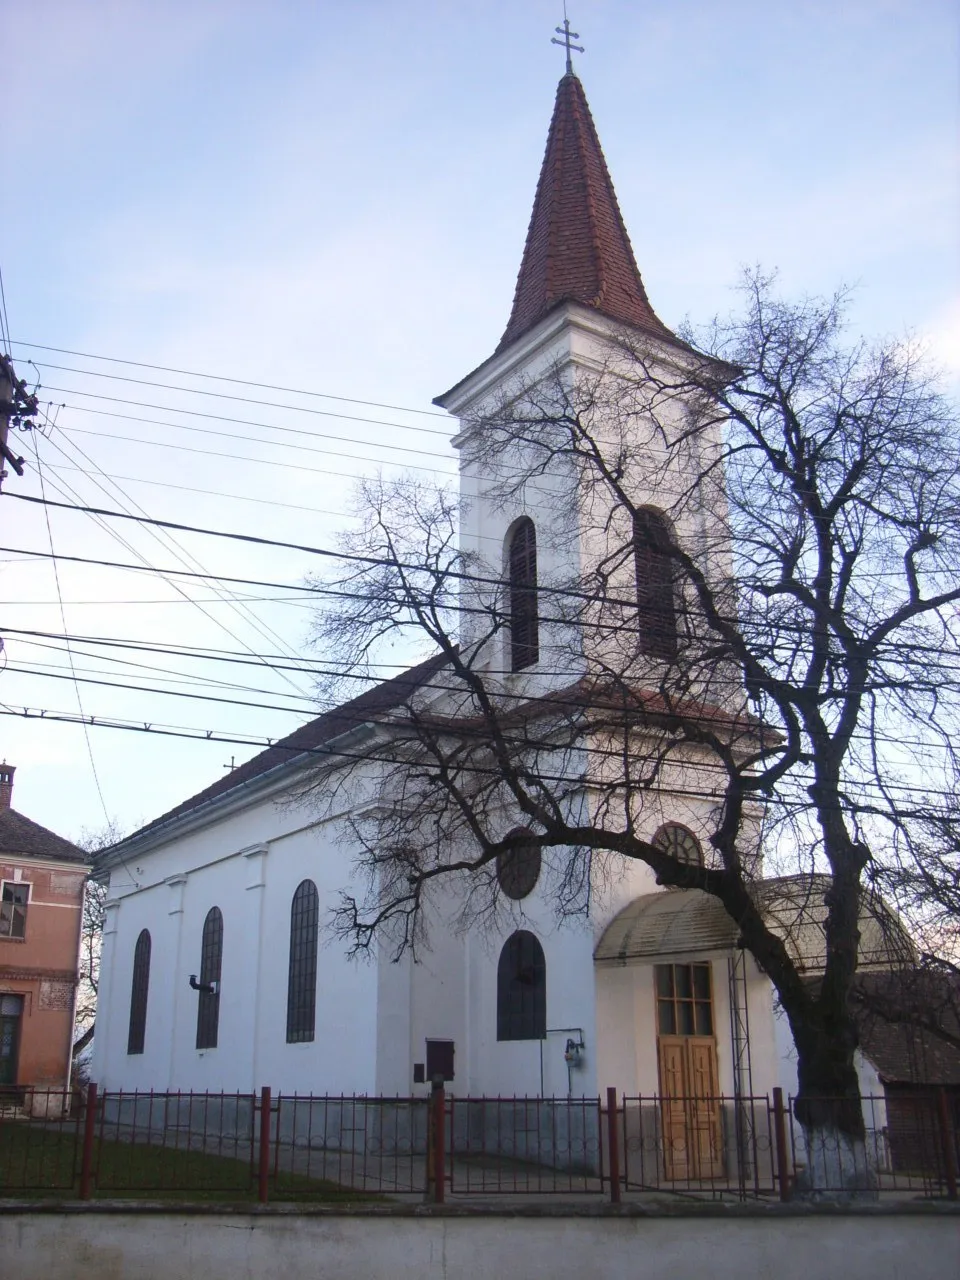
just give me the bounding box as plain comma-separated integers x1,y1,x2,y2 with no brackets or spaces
1,1203,957,1280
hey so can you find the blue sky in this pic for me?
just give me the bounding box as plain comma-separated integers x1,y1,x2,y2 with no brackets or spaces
1,0,957,844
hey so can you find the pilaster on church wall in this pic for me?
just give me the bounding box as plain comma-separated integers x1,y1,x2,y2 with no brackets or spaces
96,772,382,1095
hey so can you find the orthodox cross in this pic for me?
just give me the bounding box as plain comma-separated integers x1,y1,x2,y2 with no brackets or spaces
551,15,584,74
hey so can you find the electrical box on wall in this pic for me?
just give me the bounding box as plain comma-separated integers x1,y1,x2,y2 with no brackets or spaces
425,1039,455,1082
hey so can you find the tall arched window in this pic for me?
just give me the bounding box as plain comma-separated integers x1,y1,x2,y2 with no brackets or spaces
634,509,678,661
286,879,319,1044
127,929,151,1055
508,518,539,672
497,930,546,1041
195,907,223,1050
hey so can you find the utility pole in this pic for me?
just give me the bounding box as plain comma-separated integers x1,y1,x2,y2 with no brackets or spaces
0,354,36,492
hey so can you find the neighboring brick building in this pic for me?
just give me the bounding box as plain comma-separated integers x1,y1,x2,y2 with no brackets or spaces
0,764,89,1102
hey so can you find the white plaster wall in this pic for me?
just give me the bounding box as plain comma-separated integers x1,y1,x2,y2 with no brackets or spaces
392,873,600,1100
449,306,738,717
3,1208,956,1280
94,784,379,1096
595,950,779,1099
466,912,597,1098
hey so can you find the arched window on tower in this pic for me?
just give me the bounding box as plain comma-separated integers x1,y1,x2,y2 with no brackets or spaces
653,823,704,867
634,509,678,661
497,930,546,1040
507,517,539,672
195,907,223,1050
127,929,151,1055
286,879,319,1044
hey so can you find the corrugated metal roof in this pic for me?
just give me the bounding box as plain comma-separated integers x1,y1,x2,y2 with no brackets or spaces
594,875,913,970
594,889,739,963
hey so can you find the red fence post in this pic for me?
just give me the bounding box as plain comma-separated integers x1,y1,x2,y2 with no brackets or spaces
772,1088,791,1202
78,1082,98,1200
937,1087,958,1201
606,1087,621,1204
431,1080,446,1205
258,1086,271,1204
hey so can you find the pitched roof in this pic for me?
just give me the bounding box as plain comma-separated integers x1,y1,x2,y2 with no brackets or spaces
847,970,960,1086
108,650,452,851
0,808,88,865
497,73,680,354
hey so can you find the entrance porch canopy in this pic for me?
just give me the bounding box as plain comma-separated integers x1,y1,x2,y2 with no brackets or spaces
594,875,912,972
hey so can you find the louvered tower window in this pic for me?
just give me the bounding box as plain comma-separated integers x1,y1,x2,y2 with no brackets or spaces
286,879,319,1044
634,510,678,661
195,907,223,1050
127,929,151,1055
508,518,539,672
497,930,546,1041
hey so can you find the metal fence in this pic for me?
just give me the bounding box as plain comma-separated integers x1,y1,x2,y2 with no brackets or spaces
1,1083,957,1202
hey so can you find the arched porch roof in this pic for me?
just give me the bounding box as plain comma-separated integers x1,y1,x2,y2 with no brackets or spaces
594,875,913,973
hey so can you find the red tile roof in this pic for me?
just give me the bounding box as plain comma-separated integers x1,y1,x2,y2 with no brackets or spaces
0,808,88,864
498,73,679,353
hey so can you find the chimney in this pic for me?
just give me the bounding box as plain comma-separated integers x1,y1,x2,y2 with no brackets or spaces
0,762,14,811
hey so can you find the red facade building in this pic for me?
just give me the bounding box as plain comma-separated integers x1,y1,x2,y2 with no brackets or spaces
0,764,89,1104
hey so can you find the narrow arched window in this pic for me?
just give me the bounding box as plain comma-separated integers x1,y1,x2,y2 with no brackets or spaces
127,929,151,1055
286,879,319,1044
634,510,678,661
195,907,223,1050
497,930,546,1041
508,518,539,672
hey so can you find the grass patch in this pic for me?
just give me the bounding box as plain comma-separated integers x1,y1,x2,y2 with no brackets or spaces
0,1123,381,1202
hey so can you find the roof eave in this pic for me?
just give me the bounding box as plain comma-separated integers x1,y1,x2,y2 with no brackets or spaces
437,300,699,423
96,721,377,870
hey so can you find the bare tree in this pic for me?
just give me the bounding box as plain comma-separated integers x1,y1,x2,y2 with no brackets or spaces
862,814,960,1053
73,822,123,1059
307,273,960,1189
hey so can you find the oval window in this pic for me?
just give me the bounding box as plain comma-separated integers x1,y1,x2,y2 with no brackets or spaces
496,835,541,900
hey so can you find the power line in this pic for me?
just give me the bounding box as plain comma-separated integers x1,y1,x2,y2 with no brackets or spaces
5,548,959,723
49,418,456,483
41,384,452,457
10,640,318,703
12,340,450,419
4,622,957,777
4,662,315,717
29,361,452,437
9,491,960,631
42,460,352,522
42,422,311,687
31,437,112,823
30,424,312,697
6,653,953,759
0,266,10,355
0,699,954,809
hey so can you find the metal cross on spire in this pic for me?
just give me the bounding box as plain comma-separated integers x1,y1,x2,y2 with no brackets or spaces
551,14,584,75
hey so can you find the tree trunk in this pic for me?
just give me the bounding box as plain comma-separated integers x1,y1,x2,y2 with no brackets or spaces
72,1021,95,1059
790,1019,877,1200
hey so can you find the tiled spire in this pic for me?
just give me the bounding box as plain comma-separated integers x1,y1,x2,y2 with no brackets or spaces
498,72,678,352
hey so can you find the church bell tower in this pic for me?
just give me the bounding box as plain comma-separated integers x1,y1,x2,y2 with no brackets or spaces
434,57,713,697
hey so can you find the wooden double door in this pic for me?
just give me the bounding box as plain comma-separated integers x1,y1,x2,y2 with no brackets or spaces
655,963,723,1181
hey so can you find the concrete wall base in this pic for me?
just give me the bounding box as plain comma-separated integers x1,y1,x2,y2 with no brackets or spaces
1,1202,957,1280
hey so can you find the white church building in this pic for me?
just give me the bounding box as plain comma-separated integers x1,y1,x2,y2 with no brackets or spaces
93,67,897,1144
